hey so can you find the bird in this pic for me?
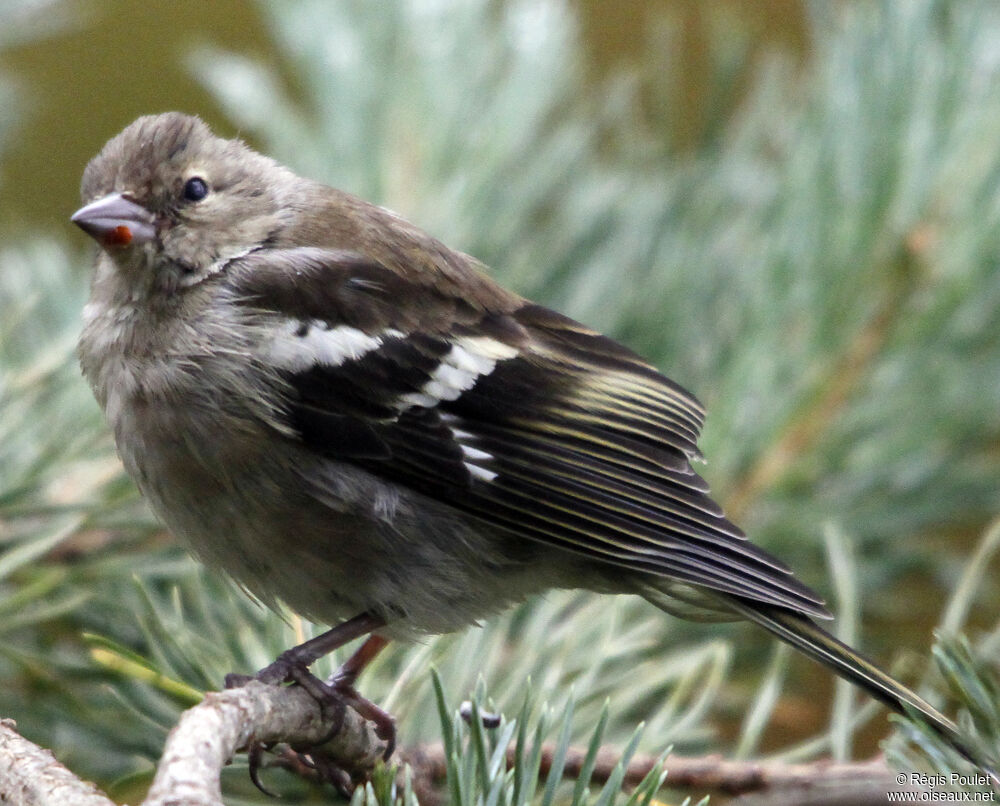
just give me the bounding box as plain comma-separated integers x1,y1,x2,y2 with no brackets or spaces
72,111,989,777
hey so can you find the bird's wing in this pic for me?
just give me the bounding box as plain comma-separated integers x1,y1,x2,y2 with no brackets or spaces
232,247,829,618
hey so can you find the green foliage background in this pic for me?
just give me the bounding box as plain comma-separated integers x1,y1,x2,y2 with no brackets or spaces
1,0,999,802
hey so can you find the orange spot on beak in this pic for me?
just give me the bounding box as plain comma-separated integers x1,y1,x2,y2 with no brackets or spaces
103,225,134,247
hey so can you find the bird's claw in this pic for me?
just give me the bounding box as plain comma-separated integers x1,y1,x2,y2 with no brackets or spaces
226,659,395,792
247,740,280,798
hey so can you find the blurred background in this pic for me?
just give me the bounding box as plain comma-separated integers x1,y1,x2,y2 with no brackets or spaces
1,0,999,803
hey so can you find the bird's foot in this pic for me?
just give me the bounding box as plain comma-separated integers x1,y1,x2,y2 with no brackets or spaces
326,669,397,760
226,656,395,795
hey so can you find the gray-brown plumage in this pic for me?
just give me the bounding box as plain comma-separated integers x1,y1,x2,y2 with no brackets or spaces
73,113,989,774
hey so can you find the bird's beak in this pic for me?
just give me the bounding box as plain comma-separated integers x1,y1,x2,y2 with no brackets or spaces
71,192,157,249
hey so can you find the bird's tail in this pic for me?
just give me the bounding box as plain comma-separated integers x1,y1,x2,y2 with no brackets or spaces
721,596,997,783
640,584,995,780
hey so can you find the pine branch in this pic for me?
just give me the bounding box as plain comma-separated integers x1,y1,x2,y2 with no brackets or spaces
725,236,922,521
402,742,910,797
0,717,948,806
0,682,387,806
144,681,388,806
0,719,114,806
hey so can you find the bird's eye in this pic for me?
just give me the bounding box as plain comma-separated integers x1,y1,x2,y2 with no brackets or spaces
182,177,209,202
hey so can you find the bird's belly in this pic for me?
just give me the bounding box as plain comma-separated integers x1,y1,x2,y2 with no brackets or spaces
122,410,562,638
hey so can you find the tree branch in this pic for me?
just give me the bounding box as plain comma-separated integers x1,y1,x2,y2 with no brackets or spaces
400,742,923,806
143,679,388,806
0,718,115,806
1,697,930,806
2,683,388,805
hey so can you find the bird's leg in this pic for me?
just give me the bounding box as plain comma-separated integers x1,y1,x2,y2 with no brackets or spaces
225,611,387,687
329,634,389,688
325,635,396,757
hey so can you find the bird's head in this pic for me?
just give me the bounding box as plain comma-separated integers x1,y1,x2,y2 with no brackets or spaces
72,112,293,295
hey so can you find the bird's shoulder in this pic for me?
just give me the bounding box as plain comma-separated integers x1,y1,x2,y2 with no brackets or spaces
267,184,522,314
